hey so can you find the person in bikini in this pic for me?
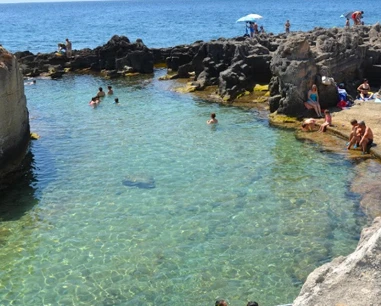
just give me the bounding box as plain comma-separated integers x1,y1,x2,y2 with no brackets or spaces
357,78,371,100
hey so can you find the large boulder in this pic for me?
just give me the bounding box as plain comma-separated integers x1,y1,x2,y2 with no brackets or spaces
0,47,30,187
293,217,381,306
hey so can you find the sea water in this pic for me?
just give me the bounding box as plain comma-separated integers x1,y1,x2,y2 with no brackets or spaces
0,0,377,305
0,0,379,53
0,71,368,306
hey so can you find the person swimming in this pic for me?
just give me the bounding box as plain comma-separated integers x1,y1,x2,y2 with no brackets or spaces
97,87,106,97
207,113,218,124
89,96,100,106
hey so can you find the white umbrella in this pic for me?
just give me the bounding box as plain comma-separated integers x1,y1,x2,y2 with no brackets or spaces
340,11,355,19
236,14,263,23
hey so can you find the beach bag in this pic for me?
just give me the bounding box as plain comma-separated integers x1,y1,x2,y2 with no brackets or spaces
322,76,335,86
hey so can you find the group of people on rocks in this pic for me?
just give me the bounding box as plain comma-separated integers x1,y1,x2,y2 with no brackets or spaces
346,119,374,154
57,38,72,58
89,86,119,107
346,10,364,27
302,117,374,154
246,22,265,37
246,19,290,37
215,299,259,306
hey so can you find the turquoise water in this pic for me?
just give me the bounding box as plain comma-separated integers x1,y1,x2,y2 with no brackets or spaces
0,71,367,306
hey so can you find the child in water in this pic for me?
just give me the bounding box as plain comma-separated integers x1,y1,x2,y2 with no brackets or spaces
318,109,332,132
207,113,218,124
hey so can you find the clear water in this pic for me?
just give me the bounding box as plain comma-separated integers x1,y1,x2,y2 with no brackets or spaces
0,0,375,305
0,71,367,306
0,0,379,53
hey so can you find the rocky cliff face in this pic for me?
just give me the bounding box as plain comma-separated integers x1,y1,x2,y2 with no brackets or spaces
269,25,381,115
0,46,30,186
293,217,381,306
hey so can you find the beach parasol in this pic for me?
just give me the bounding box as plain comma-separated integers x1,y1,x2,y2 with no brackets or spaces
340,11,355,18
236,14,263,35
236,14,263,23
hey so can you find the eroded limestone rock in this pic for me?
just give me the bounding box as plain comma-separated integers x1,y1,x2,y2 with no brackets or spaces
0,46,30,186
293,217,381,306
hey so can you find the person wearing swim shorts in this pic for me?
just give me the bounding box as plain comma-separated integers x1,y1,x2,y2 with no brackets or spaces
352,11,363,26
358,121,374,154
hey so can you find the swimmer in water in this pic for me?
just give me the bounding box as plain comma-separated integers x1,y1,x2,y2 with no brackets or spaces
207,113,218,124
89,96,100,106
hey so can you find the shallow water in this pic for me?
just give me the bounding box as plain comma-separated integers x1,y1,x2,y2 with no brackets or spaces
0,70,369,306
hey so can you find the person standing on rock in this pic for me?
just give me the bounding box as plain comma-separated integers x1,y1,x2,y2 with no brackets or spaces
285,20,291,34
345,18,350,28
65,38,72,58
306,84,323,117
351,11,363,25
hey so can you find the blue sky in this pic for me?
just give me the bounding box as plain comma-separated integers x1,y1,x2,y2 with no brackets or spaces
0,0,100,3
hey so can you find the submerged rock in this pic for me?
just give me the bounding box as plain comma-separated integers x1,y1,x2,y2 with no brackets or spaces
122,175,155,189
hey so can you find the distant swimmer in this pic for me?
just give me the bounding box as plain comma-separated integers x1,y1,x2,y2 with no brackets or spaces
96,87,106,97
24,80,36,85
207,113,218,124
107,85,113,95
114,98,119,104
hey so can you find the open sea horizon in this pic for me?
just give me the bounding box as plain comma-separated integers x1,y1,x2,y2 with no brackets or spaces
1,1,380,305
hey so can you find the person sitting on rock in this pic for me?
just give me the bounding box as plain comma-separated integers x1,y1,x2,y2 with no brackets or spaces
96,87,106,98
318,109,332,132
358,121,374,154
301,118,316,131
346,119,359,149
306,84,323,117
57,43,66,54
357,78,371,100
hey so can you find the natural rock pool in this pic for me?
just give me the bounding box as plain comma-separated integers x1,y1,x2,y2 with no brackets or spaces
0,71,370,306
